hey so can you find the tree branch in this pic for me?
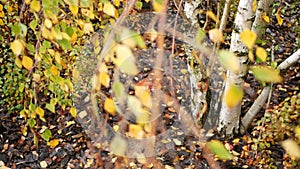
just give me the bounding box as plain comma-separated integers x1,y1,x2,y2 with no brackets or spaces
241,49,300,133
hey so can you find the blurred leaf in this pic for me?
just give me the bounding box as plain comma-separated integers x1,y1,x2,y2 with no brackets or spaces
208,28,224,43
135,1,143,10
114,0,120,7
225,84,244,109
135,86,152,108
70,106,77,118
256,47,267,62
11,39,24,56
127,96,150,123
251,66,283,83
103,3,118,18
252,0,257,12
22,56,33,70
112,81,125,100
47,139,60,148
41,129,52,142
196,29,206,43
110,135,127,156
208,140,233,160
128,124,145,139
104,98,116,115
99,72,110,88
240,29,257,49
218,50,240,73
30,0,40,12
282,139,300,158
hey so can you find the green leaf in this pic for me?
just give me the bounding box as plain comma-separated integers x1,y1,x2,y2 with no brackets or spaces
41,129,52,142
58,39,71,50
11,23,21,35
29,20,38,31
135,1,143,10
28,118,36,128
208,140,233,160
251,66,283,83
218,50,240,73
46,103,55,113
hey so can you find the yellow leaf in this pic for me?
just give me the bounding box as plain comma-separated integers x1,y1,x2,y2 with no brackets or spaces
113,0,120,7
128,124,145,139
208,28,224,43
11,40,24,56
104,98,116,115
256,47,267,62
30,0,40,12
70,106,77,118
248,50,254,62
218,50,240,73
206,11,218,23
47,139,60,148
44,19,52,28
69,5,79,16
240,29,257,49
252,0,257,12
282,139,300,159
224,84,244,109
152,0,163,12
22,56,33,70
36,107,44,118
99,72,110,88
276,8,283,26
103,3,118,18
50,65,59,76
135,86,152,108
261,12,270,23
295,125,300,140
109,135,127,156
81,8,94,19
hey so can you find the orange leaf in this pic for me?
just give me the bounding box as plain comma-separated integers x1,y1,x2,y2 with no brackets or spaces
47,139,60,148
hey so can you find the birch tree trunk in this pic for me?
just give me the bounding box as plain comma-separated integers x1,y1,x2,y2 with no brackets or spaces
218,0,254,135
218,0,274,135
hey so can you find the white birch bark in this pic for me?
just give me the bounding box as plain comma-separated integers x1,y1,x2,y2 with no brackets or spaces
218,0,254,135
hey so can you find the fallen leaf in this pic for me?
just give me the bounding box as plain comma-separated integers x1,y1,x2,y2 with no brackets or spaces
128,124,145,139
208,140,233,160
104,98,116,115
47,139,60,148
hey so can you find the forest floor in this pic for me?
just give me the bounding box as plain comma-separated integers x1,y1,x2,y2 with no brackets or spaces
0,0,299,169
